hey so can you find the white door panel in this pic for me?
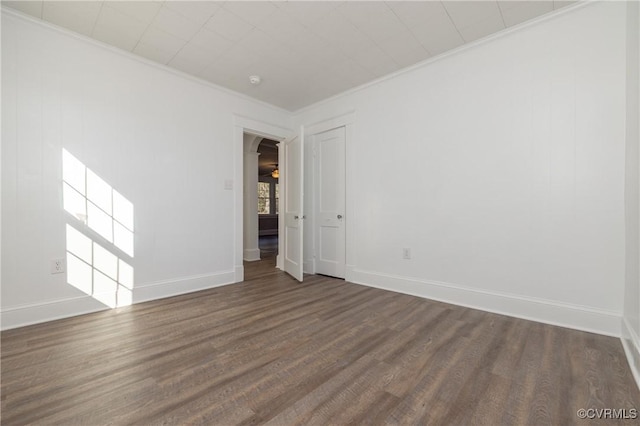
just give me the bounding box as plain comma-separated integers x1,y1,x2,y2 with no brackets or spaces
283,133,304,281
314,127,346,278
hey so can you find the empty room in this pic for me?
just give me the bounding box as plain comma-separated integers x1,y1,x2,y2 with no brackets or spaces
2,0,640,424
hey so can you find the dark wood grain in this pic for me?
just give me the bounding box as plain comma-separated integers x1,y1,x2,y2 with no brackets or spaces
2,257,639,425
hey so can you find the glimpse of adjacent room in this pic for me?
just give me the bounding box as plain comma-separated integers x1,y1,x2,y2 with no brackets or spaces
257,139,280,259
243,133,280,263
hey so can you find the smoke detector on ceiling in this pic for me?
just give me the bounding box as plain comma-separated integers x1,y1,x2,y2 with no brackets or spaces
249,75,261,85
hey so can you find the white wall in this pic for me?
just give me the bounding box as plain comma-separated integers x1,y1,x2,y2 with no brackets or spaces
1,11,290,329
1,3,632,339
297,2,627,336
623,0,640,386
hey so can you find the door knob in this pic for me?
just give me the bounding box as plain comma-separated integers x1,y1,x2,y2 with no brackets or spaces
294,215,299,219
337,214,343,219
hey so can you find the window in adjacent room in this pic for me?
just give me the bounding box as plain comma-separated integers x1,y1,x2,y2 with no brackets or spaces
258,182,270,214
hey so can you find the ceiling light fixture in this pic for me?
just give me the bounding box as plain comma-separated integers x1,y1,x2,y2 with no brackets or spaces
249,75,261,85
271,166,279,179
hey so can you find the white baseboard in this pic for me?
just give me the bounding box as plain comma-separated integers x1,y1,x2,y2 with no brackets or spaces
235,265,244,282
349,268,621,337
1,270,237,330
243,248,260,261
1,295,109,330
303,259,315,275
345,264,356,282
622,318,640,391
133,270,236,304
276,254,283,270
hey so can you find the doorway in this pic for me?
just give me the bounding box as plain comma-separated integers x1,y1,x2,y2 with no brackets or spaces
242,133,281,262
235,115,292,283
257,139,280,260
235,114,351,284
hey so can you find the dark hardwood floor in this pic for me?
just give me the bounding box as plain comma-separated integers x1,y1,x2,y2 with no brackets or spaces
2,257,639,425
258,235,278,258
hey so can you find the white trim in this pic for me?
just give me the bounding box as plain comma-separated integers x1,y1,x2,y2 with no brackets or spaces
1,8,291,116
133,270,235,304
1,2,590,116
622,318,640,391
349,268,621,337
1,271,237,330
345,264,357,283
303,260,315,275
277,141,285,273
243,248,261,262
235,266,244,283
293,2,590,115
344,124,356,271
1,296,109,331
234,115,293,140
304,111,355,136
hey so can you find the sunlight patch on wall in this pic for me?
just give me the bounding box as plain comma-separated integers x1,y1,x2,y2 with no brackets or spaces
66,225,134,308
62,149,135,308
62,150,134,257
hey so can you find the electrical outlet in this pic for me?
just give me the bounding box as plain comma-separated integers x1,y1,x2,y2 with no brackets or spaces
402,248,411,260
51,258,65,274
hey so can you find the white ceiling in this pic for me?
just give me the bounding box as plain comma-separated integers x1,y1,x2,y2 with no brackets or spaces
3,1,576,111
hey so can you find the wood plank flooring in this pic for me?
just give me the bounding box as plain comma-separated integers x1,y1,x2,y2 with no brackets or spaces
2,257,639,425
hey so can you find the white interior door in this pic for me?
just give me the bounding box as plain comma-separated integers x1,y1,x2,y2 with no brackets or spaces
283,133,304,281
314,127,346,279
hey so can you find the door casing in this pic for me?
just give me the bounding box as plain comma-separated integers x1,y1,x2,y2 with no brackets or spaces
234,115,293,282
303,111,355,279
